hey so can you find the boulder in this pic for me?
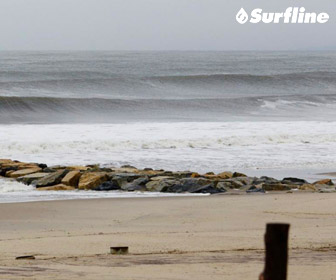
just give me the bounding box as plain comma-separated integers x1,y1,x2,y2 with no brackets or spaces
49,165,67,170
217,171,233,179
78,172,109,190
33,169,69,188
313,179,334,186
9,167,42,178
231,180,245,189
121,164,137,169
218,177,252,189
17,172,48,185
162,178,212,193
143,167,153,171
216,181,232,191
315,184,335,191
42,167,57,173
299,184,318,191
121,176,149,191
281,177,308,185
1,166,18,176
37,163,48,169
38,184,75,191
114,167,139,173
232,172,247,178
16,164,40,170
5,170,17,177
145,179,178,192
94,181,121,191
110,173,141,188
149,176,175,181
318,186,336,193
170,171,193,179
262,183,295,191
253,176,279,185
189,183,223,194
139,169,165,176
67,165,90,171
0,159,13,164
61,171,81,187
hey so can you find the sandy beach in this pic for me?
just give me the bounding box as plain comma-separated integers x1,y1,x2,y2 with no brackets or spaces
1,193,336,279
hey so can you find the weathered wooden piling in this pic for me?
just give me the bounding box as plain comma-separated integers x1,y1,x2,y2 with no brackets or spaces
260,223,290,280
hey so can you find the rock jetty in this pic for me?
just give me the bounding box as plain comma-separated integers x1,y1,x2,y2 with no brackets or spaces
0,159,335,194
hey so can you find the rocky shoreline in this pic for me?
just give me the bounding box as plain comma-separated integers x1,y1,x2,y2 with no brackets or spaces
0,159,335,194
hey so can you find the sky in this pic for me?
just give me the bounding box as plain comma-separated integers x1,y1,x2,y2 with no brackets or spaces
0,0,335,51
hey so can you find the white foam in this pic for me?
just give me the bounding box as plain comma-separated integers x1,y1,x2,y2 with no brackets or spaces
0,178,34,192
1,121,336,198
0,178,207,203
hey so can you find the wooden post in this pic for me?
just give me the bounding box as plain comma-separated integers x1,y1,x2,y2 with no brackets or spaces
260,223,290,280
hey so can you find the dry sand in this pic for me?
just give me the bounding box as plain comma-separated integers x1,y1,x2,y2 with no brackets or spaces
1,193,336,279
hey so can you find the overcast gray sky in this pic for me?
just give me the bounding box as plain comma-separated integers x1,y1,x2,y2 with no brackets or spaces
0,0,335,51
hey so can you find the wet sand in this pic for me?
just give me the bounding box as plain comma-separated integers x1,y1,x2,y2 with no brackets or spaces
1,193,336,279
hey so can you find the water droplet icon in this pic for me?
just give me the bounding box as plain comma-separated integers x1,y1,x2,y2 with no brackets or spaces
236,8,249,24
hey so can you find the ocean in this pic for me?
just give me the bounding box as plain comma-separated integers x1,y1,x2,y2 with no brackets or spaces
1,51,336,201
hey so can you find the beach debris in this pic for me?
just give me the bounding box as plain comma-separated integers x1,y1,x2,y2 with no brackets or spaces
0,159,335,194
110,246,129,255
15,255,36,260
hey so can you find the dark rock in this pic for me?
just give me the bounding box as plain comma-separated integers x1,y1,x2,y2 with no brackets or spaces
94,181,120,191
144,168,153,171
228,177,256,187
121,164,137,169
42,168,57,173
190,183,223,194
281,177,307,185
145,179,178,192
111,173,142,188
49,165,67,170
17,173,48,185
232,172,247,178
253,176,279,185
262,183,294,191
0,166,18,176
171,171,193,179
122,176,149,191
246,186,265,193
162,178,212,193
38,163,48,169
216,181,232,191
33,169,69,188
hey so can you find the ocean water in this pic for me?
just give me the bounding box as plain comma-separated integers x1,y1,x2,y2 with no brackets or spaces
1,51,336,201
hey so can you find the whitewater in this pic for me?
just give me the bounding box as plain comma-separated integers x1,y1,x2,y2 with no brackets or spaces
1,51,336,201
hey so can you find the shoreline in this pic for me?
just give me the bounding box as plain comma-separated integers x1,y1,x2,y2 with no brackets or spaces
1,159,336,204
1,193,336,279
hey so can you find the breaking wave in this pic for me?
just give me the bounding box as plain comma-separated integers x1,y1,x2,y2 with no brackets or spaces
1,93,336,123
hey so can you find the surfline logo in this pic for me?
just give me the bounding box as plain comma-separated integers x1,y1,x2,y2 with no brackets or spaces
236,7,330,24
